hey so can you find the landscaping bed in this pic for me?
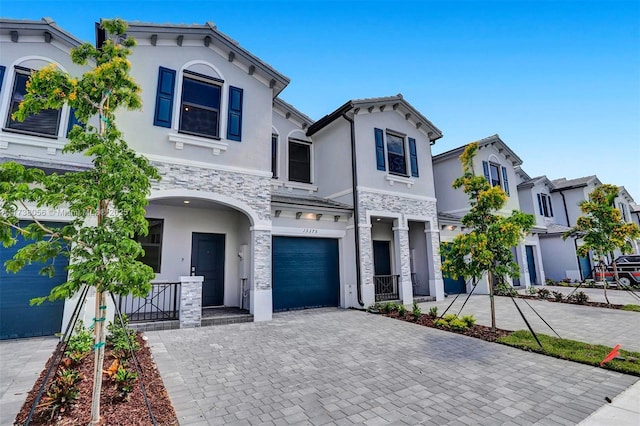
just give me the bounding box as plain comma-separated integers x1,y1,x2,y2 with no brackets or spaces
370,302,640,377
14,328,177,425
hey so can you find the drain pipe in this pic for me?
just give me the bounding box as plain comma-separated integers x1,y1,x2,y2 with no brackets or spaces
342,112,364,307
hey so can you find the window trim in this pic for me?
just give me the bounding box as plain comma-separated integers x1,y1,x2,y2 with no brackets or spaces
271,134,278,179
287,137,312,184
178,71,223,140
4,66,62,139
385,129,409,177
538,193,554,218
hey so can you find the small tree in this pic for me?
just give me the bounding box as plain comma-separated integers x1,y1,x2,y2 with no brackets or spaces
441,143,534,331
563,184,640,304
0,19,159,424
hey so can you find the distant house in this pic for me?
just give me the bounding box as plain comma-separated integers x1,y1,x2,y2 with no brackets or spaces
433,135,546,294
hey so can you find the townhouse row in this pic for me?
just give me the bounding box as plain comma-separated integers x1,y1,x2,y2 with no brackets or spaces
1,18,638,339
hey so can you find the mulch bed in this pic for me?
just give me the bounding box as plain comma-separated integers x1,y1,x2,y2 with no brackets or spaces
383,310,511,342
516,295,626,309
14,333,177,426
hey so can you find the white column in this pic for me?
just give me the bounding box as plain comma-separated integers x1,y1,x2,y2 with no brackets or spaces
179,275,203,328
359,223,376,307
250,227,272,322
425,228,445,301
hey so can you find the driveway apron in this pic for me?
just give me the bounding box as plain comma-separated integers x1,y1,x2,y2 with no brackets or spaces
146,309,637,425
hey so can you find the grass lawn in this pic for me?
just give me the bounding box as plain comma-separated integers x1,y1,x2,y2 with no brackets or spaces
498,330,640,376
621,304,640,312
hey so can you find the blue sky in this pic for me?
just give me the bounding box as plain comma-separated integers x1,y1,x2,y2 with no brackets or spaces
2,0,639,200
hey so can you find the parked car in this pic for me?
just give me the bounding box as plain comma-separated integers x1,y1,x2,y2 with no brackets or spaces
604,255,640,287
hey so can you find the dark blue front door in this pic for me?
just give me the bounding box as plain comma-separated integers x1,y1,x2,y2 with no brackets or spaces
373,240,391,276
579,255,592,280
272,237,339,311
1,222,67,339
191,233,225,306
526,245,537,285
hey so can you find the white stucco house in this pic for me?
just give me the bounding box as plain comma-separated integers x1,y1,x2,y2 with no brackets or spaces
432,135,546,294
0,18,447,339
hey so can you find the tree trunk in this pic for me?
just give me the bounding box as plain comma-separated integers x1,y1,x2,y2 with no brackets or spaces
600,260,610,305
90,290,106,425
488,272,496,332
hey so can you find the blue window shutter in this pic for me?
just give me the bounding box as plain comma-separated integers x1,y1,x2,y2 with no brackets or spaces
153,67,176,128
482,161,490,182
408,137,419,177
548,196,553,217
227,86,243,141
0,66,5,94
375,128,385,171
501,166,510,195
66,108,82,137
537,194,543,215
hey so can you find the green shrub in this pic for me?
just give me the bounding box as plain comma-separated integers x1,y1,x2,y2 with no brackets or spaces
552,291,564,302
428,306,438,318
40,368,82,420
461,315,476,327
107,314,139,360
545,278,555,286
527,286,538,296
448,318,468,331
494,281,517,296
397,304,407,317
367,303,383,313
64,320,93,364
537,288,550,299
113,366,138,401
411,302,422,321
571,291,589,305
382,302,399,313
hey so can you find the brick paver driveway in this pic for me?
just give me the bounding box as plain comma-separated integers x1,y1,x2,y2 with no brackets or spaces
146,309,638,425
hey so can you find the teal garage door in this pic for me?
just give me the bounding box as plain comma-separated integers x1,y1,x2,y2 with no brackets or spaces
1,222,68,339
441,255,466,294
272,236,339,312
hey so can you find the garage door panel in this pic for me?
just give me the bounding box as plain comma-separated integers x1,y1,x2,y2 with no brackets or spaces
1,222,67,339
272,237,339,312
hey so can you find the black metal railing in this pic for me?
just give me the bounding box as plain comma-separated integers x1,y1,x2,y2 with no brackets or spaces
374,275,400,301
117,282,180,322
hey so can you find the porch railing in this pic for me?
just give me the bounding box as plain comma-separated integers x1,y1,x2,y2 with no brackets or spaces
374,275,400,301
117,282,180,323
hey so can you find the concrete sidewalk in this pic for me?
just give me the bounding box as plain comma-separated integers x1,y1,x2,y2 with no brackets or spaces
0,337,58,425
579,379,640,425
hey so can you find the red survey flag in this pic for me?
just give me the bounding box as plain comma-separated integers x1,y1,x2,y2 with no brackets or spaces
600,344,621,366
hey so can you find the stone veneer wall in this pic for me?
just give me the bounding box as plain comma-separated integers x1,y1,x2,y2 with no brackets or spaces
151,161,272,223
357,190,442,301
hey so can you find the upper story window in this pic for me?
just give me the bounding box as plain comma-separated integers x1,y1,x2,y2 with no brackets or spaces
482,161,510,195
271,134,278,179
153,66,244,143
288,138,311,184
5,67,61,138
135,218,164,273
537,193,554,217
374,128,419,177
179,71,222,139
619,202,629,222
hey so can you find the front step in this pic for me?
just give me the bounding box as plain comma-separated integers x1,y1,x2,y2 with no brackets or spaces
413,296,436,303
202,314,254,327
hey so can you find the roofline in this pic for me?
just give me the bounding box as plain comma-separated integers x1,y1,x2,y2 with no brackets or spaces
273,97,315,129
117,20,290,96
0,17,85,47
550,175,601,192
432,134,523,166
307,96,443,142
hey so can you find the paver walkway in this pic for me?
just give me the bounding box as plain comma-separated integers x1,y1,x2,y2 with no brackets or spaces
417,293,640,352
146,309,638,425
0,337,58,425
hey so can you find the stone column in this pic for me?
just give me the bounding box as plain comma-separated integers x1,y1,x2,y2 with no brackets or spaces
358,224,375,307
251,228,272,322
393,224,412,305
425,228,445,301
179,276,203,328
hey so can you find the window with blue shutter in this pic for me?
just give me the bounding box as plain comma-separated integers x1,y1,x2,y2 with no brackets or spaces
0,66,5,94
153,67,175,128
501,166,510,195
408,137,419,177
374,128,385,171
482,161,490,183
227,86,243,141
66,108,83,137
